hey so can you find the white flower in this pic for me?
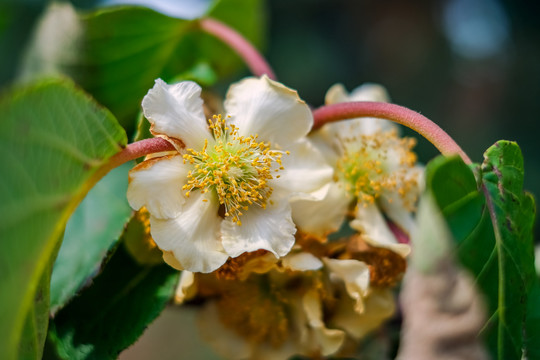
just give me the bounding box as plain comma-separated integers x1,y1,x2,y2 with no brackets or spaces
292,83,423,256
127,76,332,273
174,250,400,360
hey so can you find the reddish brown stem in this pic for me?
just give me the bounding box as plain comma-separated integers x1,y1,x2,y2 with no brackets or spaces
313,102,472,164
93,137,174,179
199,18,276,80
110,137,174,166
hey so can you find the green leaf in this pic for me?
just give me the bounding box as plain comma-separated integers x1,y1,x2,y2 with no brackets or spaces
525,278,540,359
18,263,54,360
46,240,179,360
132,61,218,144
481,141,536,358
73,6,191,129
20,1,265,132
425,141,536,360
76,0,262,130
50,162,133,313
166,0,265,80
0,78,127,360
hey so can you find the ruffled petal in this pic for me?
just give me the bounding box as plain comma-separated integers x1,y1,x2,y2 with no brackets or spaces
150,191,228,273
309,129,342,168
291,181,351,237
162,251,184,270
380,164,424,234
325,258,370,313
142,79,210,150
127,155,189,219
281,252,323,272
351,203,411,257
224,75,312,147
302,289,346,356
271,139,334,201
379,195,416,237
221,199,295,258
331,288,395,339
324,83,396,137
174,271,196,304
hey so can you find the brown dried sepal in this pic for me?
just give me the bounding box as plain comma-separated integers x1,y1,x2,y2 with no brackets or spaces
344,235,407,288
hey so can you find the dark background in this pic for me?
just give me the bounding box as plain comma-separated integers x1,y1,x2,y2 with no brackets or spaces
265,0,540,239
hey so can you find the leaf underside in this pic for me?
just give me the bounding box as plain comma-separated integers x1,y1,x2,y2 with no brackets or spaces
0,78,126,360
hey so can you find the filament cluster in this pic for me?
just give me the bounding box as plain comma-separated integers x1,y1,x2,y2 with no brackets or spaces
337,129,418,209
182,115,288,225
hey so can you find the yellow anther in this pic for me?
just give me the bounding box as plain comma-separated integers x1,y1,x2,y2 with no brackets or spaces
337,130,418,208
181,114,287,225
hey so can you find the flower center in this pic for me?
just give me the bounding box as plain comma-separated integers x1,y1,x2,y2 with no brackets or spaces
182,115,287,225
337,129,418,208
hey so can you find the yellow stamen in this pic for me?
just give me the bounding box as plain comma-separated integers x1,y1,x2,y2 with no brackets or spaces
182,114,288,224
337,129,418,210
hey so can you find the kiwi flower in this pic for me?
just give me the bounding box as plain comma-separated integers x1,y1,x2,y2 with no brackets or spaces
127,76,332,273
174,250,398,360
292,83,423,256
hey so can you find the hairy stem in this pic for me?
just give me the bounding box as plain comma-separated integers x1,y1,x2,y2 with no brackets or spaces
313,102,472,164
92,137,174,183
198,18,276,80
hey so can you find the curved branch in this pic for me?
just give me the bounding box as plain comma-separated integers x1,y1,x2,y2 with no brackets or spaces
198,18,276,80
92,137,175,182
313,102,472,164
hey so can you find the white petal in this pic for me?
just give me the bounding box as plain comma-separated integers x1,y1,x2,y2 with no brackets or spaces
324,258,370,313
351,203,411,257
174,271,196,304
325,83,391,105
291,181,350,237
309,129,342,167
380,164,424,234
127,155,189,219
150,191,228,273
324,83,396,136
379,195,416,237
302,289,346,356
221,199,295,258
142,79,210,150
281,252,323,271
349,83,391,103
325,83,350,104
271,139,334,201
162,251,184,270
224,75,312,146
236,253,279,280
331,288,395,339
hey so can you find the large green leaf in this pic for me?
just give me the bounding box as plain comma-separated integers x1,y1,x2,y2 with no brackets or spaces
46,238,179,359
20,1,265,131
0,78,127,360
71,6,191,127
41,0,263,131
165,0,266,80
481,141,536,358
50,162,133,313
18,262,54,360
425,141,536,359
